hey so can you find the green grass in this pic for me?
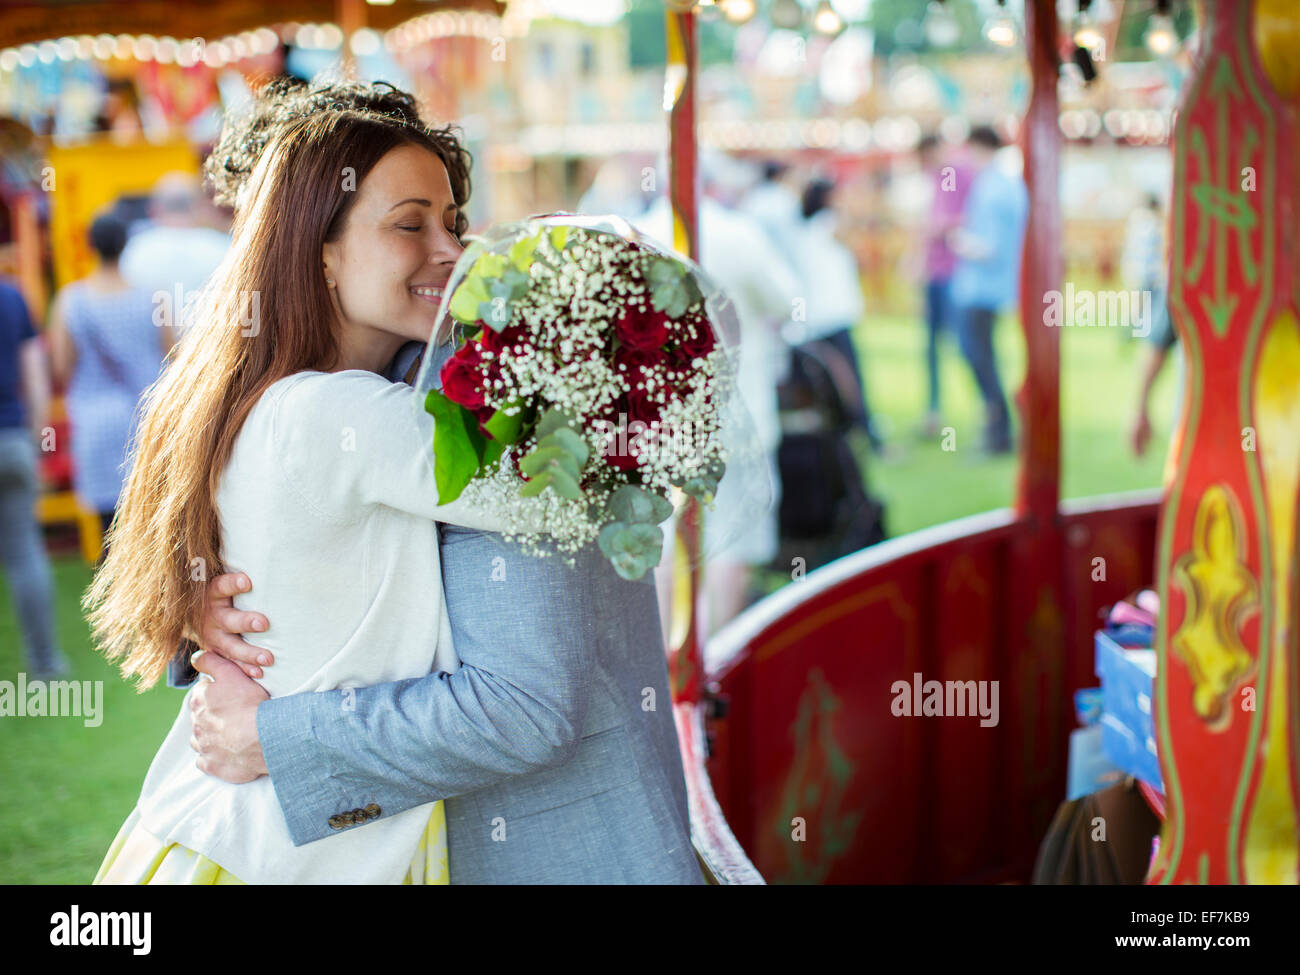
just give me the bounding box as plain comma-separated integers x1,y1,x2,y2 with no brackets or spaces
853,311,1177,535
0,558,181,884
0,311,1177,884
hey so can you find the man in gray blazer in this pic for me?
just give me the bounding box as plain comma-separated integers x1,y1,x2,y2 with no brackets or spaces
188,342,705,885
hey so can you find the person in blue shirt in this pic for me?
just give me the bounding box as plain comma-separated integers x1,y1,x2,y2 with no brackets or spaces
0,277,66,677
949,125,1029,455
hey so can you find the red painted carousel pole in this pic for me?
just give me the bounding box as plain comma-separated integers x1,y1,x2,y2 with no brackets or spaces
1016,0,1062,520
1149,0,1300,885
664,4,702,708
1002,0,1069,870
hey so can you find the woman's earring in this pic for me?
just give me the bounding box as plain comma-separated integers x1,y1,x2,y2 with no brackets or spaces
326,278,336,287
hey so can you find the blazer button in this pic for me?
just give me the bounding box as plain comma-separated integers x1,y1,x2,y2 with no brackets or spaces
364,803,381,819
328,815,344,830
340,811,356,825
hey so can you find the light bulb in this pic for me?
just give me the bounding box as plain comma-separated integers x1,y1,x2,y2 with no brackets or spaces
984,14,1017,48
1074,22,1104,51
813,1,843,34
1144,13,1176,57
720,0,756,24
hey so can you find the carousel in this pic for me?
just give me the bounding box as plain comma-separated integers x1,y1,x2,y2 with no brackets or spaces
2,0,1296,885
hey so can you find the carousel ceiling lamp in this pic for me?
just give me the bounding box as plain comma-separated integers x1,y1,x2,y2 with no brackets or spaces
1072,0,1105,53
720,0,757,25
1145,0,1177,57
318,24,345,49
202,43,228,69
251,27,279,55
131,35,157,61
769,0,805,31
37,40,58,64
156,37,179,64
0,50,17,72
350,28,383,57
812,0,843,35
92,35,114,59
76,35,95,59
983,0,1017,48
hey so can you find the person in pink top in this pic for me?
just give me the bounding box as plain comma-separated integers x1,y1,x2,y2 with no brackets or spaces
917,135,973,437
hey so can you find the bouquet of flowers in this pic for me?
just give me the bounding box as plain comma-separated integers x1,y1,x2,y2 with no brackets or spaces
419,214,737,580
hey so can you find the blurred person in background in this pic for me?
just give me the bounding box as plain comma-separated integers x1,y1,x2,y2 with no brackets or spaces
1123,191,1180,457
637,150,797,633
1121,192,1166,304
916,134,973,438
789,175,886,456
742,159,802,252
48,213,175,549
119,172,231,324
949,125,1028,456
577,157,649,218
0,276,67,678
1126,193,1179,459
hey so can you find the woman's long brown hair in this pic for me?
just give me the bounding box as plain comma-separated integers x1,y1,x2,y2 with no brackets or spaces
84,109,454,688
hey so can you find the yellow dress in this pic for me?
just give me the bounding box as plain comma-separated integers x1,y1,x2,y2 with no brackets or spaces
92,800,450,885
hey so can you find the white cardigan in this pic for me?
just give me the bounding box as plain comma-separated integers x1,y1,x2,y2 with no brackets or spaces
134,369,502,884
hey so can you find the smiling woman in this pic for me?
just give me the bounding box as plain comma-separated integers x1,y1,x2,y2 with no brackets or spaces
79,97,513,885
321,143,464,370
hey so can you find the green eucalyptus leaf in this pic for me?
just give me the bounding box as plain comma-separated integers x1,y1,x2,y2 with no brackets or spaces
598,522,631,557
682,476,717,503
627,522,664,554
597,521,661,580
546,466,583,500
647,491,674,524
609,484,664,524
536,407,578,440
476,299,502,329
501,266,531,297
543,426,589,468
519,472,553,497
519,445,571,476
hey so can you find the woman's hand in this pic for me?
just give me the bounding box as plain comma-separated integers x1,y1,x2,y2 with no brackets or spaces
199,572,273,679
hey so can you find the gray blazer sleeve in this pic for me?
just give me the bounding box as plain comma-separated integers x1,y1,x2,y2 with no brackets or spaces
257,525,599,846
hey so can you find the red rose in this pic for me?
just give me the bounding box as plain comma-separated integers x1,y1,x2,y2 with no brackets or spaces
440,343,487,410
615,302,671,352
604,394,642,471
479,322,530,357
616,345,666,426
673,314,716,362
